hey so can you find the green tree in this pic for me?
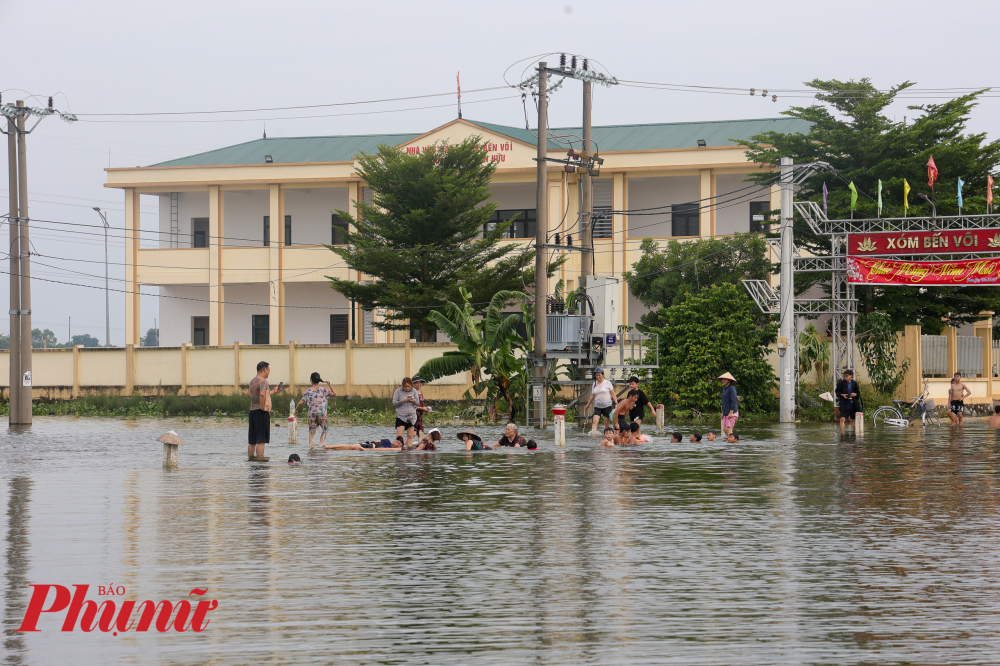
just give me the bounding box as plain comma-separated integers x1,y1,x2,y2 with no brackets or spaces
856,312,910,396
739,78,1000,332
141,327,159,347
624,234,773,327
415,288,532,422
642,283,778,415
328,136,560,342
69,334,101,348
31,328,58,348
0,334,9,349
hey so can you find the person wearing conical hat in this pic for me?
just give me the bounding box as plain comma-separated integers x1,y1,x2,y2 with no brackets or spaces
457,427,494,450
718,372,739,437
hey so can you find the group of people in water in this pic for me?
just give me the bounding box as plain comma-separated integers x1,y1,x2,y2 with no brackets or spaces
246,363,743,461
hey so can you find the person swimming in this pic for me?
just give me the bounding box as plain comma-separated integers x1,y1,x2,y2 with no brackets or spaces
417,428,442,450
324,438,398,451
458,427,493,450
600,426,617,447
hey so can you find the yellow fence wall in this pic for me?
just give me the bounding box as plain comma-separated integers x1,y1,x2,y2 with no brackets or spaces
0,342,472,400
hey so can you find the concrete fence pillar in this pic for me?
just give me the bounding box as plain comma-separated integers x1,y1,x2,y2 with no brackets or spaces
125,344,135,396
405,337,412,378
899,325,923,400
72,345,82,399
180,343,189,395
288,340,298,395
945,325,958,378
233,341,242,392
975,311,994,399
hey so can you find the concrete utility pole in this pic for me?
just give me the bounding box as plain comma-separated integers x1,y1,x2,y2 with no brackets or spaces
534,62,549,428
6,110,20,423
779,156,795,423
93,208,111,347
580,80,593,279
14,101,32,425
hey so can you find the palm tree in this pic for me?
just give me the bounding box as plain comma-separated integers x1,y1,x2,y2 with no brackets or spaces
416,287,529,422
799,322,830,384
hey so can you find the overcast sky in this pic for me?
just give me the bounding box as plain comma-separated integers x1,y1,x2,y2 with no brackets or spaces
1,0,998,345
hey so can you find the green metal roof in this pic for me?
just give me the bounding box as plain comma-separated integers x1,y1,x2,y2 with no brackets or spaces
151,117,811,167
152,132,422,167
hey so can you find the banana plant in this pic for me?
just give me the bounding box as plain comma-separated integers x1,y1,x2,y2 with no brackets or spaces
416,287,530,422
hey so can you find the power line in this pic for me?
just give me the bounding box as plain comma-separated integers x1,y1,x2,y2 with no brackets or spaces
74,86,510,117
78,94,520,124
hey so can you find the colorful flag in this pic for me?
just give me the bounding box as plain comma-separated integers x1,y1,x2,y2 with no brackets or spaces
822,182,828,214
957,176,965,209
877,180,883,217
928,155,938,190
848,181,858,210
904,179,911,212
989,175,994,212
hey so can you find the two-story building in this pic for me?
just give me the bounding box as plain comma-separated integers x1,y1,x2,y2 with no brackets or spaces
104,116,808,347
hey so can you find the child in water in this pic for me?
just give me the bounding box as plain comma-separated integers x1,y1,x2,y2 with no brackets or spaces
600,426,617,447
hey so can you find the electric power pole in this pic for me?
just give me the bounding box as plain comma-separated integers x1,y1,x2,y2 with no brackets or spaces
1,97,75,426
534,62,549,428
778,157,795,423
580,80,593,280
14,101,31,425
6,108,20,423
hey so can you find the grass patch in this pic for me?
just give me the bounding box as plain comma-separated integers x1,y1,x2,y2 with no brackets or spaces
1,392,474,425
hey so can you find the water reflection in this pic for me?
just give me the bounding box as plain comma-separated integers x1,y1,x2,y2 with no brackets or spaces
3,477,31,666
0,418,999,664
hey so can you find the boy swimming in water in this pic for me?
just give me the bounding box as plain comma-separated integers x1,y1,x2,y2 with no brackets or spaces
600,426,617,447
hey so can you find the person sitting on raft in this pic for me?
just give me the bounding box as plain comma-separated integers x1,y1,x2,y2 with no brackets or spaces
458,427,493,450
324,437,404,451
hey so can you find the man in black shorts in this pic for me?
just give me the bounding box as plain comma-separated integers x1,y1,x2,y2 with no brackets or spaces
612,390,640,435
949,373,972,425
836,369,860,430
248,361,282,459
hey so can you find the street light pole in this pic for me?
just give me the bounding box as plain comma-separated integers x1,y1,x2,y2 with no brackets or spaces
93,208,110,347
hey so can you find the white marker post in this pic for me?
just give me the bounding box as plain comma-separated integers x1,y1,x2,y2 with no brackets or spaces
288,399,298,444
551,405,567,447
656,404,665,432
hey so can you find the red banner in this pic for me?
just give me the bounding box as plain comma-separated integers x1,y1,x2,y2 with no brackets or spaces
848,229,1000,255
847,256,1000,285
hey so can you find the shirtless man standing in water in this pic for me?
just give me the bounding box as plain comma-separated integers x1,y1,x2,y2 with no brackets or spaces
948,373,972,425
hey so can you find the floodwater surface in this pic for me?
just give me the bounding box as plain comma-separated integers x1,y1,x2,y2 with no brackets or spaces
1,417,999,665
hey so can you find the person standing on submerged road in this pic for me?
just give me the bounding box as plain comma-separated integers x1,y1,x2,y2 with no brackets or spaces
583,368,617,435
297,372,335,449
718,372,739,437
412,376,431,439
836,369,860,432
393,377,420,448
248,361,282,459
949,372,972,425
627,376,654,425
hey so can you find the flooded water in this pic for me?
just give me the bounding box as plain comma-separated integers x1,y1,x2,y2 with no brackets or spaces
1,417,999,665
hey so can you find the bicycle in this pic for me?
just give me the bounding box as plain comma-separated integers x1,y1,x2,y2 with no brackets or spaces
871,382,942,427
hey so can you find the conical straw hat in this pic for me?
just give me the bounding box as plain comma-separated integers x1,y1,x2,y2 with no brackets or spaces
717,372,737,383
156,431,184,446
